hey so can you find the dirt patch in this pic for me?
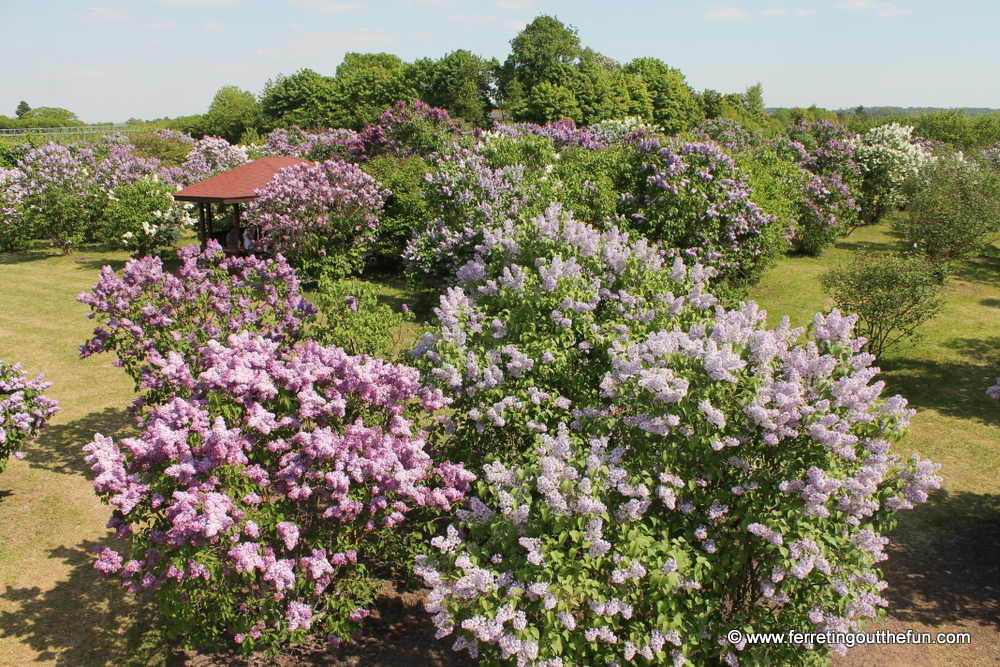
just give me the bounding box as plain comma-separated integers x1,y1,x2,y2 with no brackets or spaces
178,581,477,667
831,521,1000,667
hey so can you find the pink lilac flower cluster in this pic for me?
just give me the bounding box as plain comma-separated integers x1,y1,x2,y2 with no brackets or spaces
348,100,475,161
245,159,389,280
77,240,317,410
0,359,60,472
84,330,474,653
413,207,939,665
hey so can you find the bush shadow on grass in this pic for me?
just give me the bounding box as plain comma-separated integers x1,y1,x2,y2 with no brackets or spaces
951,245,1000,289
832,237,903,255
881,490,1000,629
0,249,56,265
878,336,1000,427
72,257,129,274
27,406,136,477
0,539,171,667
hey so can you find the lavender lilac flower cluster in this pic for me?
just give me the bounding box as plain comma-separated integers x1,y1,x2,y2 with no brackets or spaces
412,206,940,666
77,241,317,410
0,359,59,472
84,330,473,653
245,159,389,281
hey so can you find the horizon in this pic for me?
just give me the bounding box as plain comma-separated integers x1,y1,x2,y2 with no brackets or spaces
3,0,997,125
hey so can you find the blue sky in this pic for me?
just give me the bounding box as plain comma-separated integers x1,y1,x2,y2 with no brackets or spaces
2,0,997,123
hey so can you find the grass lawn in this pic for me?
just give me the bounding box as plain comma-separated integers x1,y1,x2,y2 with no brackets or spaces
0,220,997,666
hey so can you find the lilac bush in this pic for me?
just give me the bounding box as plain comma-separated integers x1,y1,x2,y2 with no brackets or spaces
349,100,475,161
0,168,28,252
17,142,100,253
411,202,717,465
77,241,317,410
101,174,195,257
245,159,389,282
180,135,250,183
404,145,546,290
853,123,934,226
262,126,357,162
492,119,607,151
411,206,941,665
0,359,59,472
94,144,162,190
618,137,783,288
793,173,859,256
85,331,474,653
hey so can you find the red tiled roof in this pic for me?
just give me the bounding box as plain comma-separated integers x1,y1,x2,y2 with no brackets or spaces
173,157,312,204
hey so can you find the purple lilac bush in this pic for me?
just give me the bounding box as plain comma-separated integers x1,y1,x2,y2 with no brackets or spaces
262,126,357,162
619,137,782,287
348,101,475,161
492,119,607,152
16,142,100,253
0,359,59,472
411,203,940,666
245,160,389,282
403,145,544,289
85,331,474,653
180,135,249,183
0,168,28,252
77,241,317,410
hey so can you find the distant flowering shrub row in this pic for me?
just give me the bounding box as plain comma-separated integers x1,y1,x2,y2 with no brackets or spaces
0,131,229,255
412,205,941,666
0,359,59,472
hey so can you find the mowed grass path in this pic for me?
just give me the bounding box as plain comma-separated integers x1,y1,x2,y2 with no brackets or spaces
0,247,169,666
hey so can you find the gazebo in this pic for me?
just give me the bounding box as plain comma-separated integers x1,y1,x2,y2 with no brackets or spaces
173,156,311,251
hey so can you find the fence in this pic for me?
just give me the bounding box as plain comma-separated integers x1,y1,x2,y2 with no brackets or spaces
0,125,150,139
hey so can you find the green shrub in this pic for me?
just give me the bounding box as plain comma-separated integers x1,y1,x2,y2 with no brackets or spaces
821,251,944,357
895,154,1000,275
309,278,414,361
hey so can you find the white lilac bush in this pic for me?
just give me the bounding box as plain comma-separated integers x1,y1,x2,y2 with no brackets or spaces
853,123,934,226
0,359,59,472
85,332,474,653
245,159,389,282
412,204,941,666
103,175,195,257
